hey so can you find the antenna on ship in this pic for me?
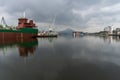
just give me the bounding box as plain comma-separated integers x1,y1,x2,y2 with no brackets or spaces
23,11,26,18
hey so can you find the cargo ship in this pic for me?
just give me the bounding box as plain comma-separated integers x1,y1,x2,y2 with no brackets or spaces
0,16,38,39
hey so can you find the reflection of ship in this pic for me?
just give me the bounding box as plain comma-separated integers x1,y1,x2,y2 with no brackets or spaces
38,37,57,43
19,47,36,57
101,36,120,44
0,37,38,57
19,41,37,57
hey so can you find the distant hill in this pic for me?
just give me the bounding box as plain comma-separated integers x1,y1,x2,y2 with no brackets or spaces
58,28,74,36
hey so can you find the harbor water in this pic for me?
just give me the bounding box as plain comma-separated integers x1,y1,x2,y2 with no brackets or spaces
0,36,120,80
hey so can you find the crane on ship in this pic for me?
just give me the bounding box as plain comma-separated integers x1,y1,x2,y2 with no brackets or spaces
0,17,8,29
104,25,113,35
0,16,8,29
49,15,57,32
0,17,17,29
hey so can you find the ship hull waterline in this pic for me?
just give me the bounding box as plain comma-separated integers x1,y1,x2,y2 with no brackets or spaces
0,32,37,39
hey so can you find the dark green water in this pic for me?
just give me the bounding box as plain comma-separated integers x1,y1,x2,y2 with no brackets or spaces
0,36,120,80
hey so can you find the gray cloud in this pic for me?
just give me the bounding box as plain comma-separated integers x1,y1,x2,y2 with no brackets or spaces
1,0,120,32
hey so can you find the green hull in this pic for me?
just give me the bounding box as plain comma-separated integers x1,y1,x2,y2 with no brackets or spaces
0,28,38,38
0,28,38,34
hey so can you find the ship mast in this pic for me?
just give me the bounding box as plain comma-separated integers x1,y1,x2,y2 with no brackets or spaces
23,11,26,18
52,15,56,27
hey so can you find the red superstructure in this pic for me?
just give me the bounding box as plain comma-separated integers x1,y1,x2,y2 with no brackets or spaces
18,18,36,29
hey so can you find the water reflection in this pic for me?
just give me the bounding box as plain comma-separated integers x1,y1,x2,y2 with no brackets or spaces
0,38,38,57
112,36,120,42
38,37,58,43
18,41,38,57
99,36,120,44
1,36,120,80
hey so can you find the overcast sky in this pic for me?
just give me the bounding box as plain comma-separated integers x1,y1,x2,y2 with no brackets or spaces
0,0,120,32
